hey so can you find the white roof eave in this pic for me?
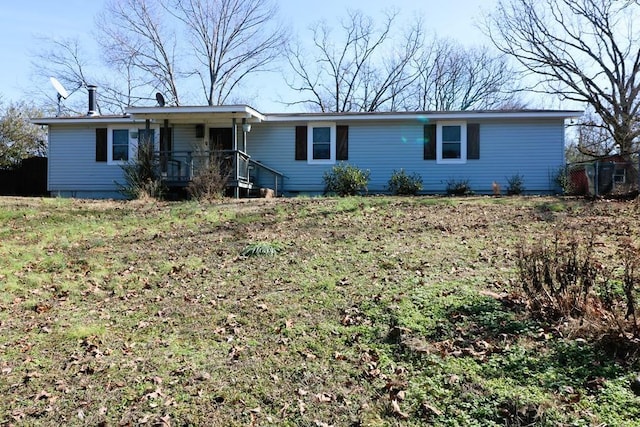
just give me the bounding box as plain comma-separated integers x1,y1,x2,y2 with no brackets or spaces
31,116,136,125
125,104,266,122
263,110,584,122
32,108,583,126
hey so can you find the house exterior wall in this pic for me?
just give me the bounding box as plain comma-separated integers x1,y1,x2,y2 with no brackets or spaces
247,118,565,195
44,115,567,198
48,125,126,198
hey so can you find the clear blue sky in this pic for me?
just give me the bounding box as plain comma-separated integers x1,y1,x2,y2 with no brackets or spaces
0,0,496,111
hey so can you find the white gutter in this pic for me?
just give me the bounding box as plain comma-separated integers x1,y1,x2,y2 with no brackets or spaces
126,104,266,122
263,110,583,122
31,116,136,125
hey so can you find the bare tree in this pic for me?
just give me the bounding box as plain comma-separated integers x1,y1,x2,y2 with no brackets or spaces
33,0,286,112
97,0,181,106
31,37,94,115
286,10,423,112
32,36,143,115
170,0,287,106
486,0,640,158
408,39,523,111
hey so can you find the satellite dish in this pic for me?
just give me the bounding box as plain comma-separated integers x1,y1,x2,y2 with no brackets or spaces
50,77,70,116
155,92,165,107
50,77,69,99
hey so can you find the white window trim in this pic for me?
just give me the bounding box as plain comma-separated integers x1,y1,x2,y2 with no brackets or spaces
107,125,159,165
437,121,467,164
307,122,336,165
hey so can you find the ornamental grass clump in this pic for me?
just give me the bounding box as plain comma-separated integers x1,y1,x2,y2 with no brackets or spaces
240,242,284,257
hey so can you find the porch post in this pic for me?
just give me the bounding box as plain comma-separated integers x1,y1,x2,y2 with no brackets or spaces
241,118,247,153
144,119,151,157
232,118,239,199
162,119,170,174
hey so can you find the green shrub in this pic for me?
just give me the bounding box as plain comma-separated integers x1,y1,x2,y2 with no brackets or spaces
387,169,423,195
323,163,370,196
446,178,473,196
506,173,525,195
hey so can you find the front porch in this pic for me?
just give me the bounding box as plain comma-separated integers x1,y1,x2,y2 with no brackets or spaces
127,105,284,198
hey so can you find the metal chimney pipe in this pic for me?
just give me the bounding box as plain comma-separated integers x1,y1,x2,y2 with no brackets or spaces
87,85,98,116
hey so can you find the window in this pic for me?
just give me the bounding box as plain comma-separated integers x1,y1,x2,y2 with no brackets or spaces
307,122,336,164
441,125,462,159
614,167,626,184
435,121,479,164
112,129,130,162
312,126,331,160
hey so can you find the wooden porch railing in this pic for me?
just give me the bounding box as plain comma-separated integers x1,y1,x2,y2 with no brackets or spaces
154,150,285,196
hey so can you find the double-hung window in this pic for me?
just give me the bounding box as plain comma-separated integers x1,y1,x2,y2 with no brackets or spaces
111,129,130,163
437,122,467,164
307,122,336,164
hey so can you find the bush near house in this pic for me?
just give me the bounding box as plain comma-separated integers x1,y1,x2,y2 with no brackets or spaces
445,178,474,196
187,153,232,201
387,169,423,195
323,162,370,196
506,173,526,195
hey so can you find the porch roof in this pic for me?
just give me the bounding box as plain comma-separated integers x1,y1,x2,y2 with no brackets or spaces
125,104,266,124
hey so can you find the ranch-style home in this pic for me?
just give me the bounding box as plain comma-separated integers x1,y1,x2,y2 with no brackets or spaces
33,87,581,198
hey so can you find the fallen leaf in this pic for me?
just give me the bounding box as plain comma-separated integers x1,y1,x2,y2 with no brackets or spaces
421,402,443,417
35,390,51,400
315,392,333,402
391,399,409,419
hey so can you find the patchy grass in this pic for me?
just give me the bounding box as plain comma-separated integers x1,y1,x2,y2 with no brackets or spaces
1,196,640,425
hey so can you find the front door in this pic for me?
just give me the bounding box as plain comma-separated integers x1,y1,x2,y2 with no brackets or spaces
209,128,233,151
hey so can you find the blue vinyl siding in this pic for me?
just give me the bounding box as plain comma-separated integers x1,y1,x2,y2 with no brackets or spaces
48,125,127,197
248,118,565,194
45,116,566,198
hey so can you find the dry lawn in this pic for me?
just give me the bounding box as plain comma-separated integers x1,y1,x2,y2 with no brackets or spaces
1,195,639,426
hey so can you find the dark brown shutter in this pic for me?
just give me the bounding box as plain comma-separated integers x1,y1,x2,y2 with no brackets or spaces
467,123,480,160
336,125,349,161
295,125,307,160
96,128,107,162
423,124,436,160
